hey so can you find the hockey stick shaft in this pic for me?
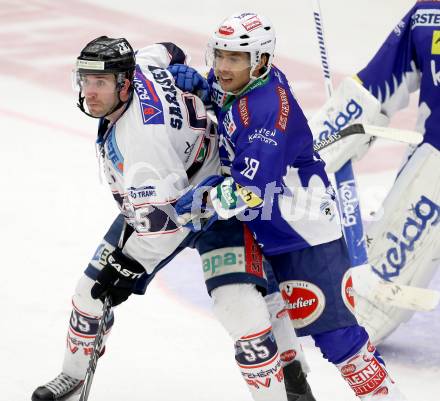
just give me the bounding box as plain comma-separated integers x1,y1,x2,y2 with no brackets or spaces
313,123,423,152
78,295,112,401
78,221,127,400
311,0,368,265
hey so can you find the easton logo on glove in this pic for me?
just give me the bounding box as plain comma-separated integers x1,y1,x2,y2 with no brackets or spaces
108,254,144,279
91,248,147,306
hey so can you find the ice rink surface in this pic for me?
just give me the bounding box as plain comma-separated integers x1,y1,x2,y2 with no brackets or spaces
1,0,439,400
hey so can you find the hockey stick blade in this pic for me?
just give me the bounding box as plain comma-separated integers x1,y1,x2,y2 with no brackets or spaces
350,264,440,312
313,123,423,152
374,282,440,312
78,296,112,401
362,124,423,145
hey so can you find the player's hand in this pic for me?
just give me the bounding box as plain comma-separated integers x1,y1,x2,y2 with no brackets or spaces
167,64,210,104
91,248,146,306
175,175,224,232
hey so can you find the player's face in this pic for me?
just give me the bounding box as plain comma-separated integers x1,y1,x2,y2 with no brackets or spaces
80,74,119,117
214,50,252,93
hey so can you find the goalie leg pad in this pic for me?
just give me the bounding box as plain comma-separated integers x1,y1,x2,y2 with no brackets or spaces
356,143,440,343
212,283,287,401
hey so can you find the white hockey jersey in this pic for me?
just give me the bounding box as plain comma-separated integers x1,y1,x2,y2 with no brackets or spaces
98,44,219,273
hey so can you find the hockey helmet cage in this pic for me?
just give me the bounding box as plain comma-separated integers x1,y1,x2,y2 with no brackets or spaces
207,13,276,78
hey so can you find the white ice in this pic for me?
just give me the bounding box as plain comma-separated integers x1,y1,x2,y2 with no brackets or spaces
1,1,438,400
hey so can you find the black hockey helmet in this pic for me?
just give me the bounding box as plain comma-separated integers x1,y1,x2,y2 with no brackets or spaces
75,36,136,118
76,36,136,76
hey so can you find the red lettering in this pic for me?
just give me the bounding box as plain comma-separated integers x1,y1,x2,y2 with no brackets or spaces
246,378,272,389
275,369,284,383
239,97,250,127
275,86,290,131
343,358,387,396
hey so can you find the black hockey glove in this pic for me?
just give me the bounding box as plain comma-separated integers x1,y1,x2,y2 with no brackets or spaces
91,248,146,306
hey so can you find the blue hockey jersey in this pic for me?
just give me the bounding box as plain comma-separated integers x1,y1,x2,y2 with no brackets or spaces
209,66,342,255
357,0,440,150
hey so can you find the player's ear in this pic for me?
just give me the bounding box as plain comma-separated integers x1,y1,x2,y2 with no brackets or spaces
120,79,131,101
254,54,269,77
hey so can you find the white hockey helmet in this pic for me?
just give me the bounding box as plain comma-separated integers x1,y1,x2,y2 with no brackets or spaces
207,12,276,79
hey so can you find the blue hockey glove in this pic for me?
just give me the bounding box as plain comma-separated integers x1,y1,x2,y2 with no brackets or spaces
167,64,210,104
175,175,224,232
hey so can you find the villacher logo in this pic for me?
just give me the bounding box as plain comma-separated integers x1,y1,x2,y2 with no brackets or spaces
280,280,326,328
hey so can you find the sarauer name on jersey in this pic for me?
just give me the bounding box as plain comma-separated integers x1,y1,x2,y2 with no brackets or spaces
148,66,184,129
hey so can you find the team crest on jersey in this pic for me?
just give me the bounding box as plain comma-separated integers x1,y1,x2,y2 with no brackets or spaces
280,280,325,329
133,66,164,125
432,30,440,54
223,110,237,136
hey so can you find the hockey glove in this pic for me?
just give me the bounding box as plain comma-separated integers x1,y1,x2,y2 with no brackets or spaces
175,175,224,232
91,248,146,306
167,64,210,104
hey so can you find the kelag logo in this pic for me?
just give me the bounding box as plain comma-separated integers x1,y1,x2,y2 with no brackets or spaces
314,99,363,145
372,195,440,281
338,179,359,227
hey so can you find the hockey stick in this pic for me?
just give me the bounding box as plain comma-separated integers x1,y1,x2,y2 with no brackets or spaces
312,0,367,262
313,123,423,152
78,221,128,400
78,295,112,401
349,264,440,312
311,0,439,312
